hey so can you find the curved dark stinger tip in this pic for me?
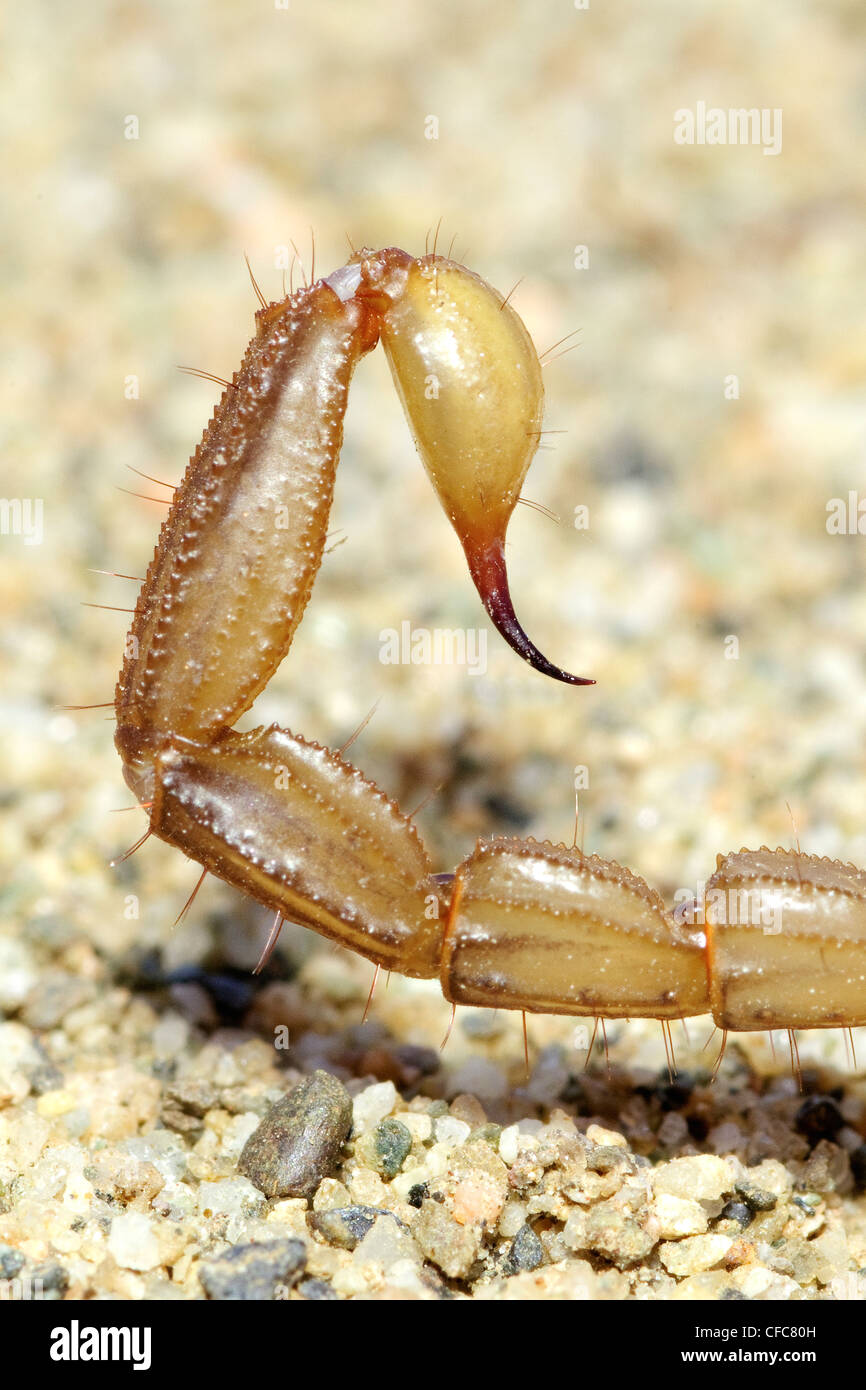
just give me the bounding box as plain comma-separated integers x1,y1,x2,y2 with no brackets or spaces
465,538,595,687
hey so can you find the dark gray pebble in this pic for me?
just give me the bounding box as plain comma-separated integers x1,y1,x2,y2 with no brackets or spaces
507,1223,545,1273
0,1244,25,1279
734,1181,777,1212
238,1069,353,1198
719,1201,752,1227
198,1239,306,1300
31,1261,70,1299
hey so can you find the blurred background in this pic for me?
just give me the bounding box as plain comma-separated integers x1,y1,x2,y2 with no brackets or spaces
2,0,865,1068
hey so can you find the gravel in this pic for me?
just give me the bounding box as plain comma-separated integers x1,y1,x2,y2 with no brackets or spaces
238,1070,354,1199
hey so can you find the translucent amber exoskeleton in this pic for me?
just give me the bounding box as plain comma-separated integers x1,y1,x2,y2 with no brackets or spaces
706,849,866,1030
111,247,866,1056
441,839,708,1018
358,248,593,685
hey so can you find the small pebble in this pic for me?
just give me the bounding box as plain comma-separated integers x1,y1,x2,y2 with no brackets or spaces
586,1124,628,1149
164,1080,219,1118
499,1124,523,1166
434,1115,471,1147
469,1123,502,1149
707,1121,744,1155
583,1207,656,1270
168,982,218,1030
724,1237,755,1269
413,1200,481,1280
445,1058,508,1107
352,1214,420,1270
801,1140,850,1194
649,1193,709,1239
373,1118,412,1178
309,1206,406,1251
656,1111,689,1148
449,1094,487,1129
499,1200,529,1239
21,972,96,1030
151,1012,191,1060
670,1271,735,1301
0,938,38,1011
652,1155,733,1203
196,1178,265,1221
352,1080,398,1134
312,1177,351,1212
198,1238,306,1300
346,1166,388,1208
587,1144,632,1174
392,1043,440,1079
507,1223,545,1273
563,1205,656,1270
27,1062,65,1096
525,1046,570,1106
0,1245,26,1279
31,1262,70,1299
107,1212,161,1272
659,1234,733,1277
297,1277,339,1300
238,1070,353,1199
795,1096,844,1144
449,1140,509,1228
401,1112,433,1144
719,1201,752,1228
745,1159,793,1198
734,1181,777,1212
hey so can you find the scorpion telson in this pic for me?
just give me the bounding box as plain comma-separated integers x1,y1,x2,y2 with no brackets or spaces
114,247,866,1058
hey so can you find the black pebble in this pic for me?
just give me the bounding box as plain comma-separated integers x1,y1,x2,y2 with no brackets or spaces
719,1201,752,1227
507,1224,545,1274
795,1095,844,1145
